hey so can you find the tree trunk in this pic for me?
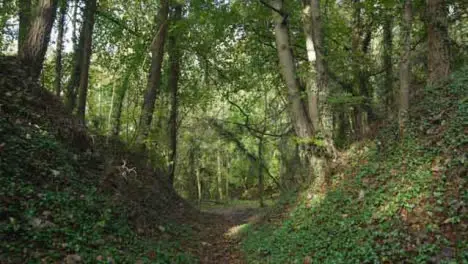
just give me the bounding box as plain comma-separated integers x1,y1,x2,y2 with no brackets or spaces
65,0,86,112
399,0,412,136
196,157,203,208
167,4,182,185
71,0,79,47
18,0,32,51
108,74,130,136
225,159,230,202
427,0,450,85
271,0,314,140
217,151,223,201
137,0,170,144
310,0,336,158
19,0,58,81
258,137,264,208
54,0,67,97
350,0,374,138
302,0,319,130
383,12,393,112
76,0,97,124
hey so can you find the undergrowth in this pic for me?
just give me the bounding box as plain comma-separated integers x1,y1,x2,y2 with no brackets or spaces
241,68,467,263
0,118,196,263
0,57,198,263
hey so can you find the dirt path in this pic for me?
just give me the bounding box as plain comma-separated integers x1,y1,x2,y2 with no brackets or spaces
192,205,262,263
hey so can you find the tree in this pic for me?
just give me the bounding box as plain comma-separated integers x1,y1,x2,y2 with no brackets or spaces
382,8,393,112
18,0,32,51
399,0,412,136
65,0,97,113
167,4,183,185
137,0,170,144
108,74,131,136
309,0,336,157
267,0,313,140
426,0,451,85
54,0,67,97
19,0,58,81
76,0,97,123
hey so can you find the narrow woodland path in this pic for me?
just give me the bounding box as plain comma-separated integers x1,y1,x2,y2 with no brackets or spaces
192,204,263,264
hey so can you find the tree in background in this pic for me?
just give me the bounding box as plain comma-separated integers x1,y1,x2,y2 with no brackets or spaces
399,0,412,136
54,0,67,97
137,0,169,145
76,0,97,123
167,3,183,185
2,0,465,204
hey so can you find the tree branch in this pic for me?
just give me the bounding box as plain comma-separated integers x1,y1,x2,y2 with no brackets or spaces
209,119,282,189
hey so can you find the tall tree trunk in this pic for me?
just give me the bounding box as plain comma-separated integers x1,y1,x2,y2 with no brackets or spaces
399,0,412,136
54,0,67,97
137,0,170,144
427,0,451,85
302,0,319,130
258,137,264,208
167,4,182,185
383,12,393,112
18,0,32,51
309,0,336,158
217,150,223,201
71,0,79,47
351,0,373,138
76,0,97,124
19,0,58,81
65,0,85,112
196,157,203,208
108,74,130,136
270,0,313,140
225,159,230,202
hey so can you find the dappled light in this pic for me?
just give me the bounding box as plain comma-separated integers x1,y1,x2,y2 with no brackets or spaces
0,0,466,263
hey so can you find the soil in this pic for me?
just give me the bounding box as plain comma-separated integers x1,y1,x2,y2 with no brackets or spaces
192,205,263,264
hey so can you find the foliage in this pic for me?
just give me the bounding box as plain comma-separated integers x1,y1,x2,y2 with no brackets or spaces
0,109,196,263
241,69,468,263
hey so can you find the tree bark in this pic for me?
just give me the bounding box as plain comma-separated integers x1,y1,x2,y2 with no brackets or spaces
167,4,182,185
225,159,230,201
309,0,336,158
383,12,393,112
18,0,32,52
399,0,412,136
19,0,58,81
54,0,67,97
196,157,203,207
257,137,264,207
350,0,374,138
427,0,451,85
108,74,130,136
76,0,97,123
137,0,170,144
302,0,319,131
270,0,313,140
217,151,223,201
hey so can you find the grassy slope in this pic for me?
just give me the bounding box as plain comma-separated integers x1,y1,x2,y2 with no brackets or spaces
241,69,467,263
0,57,198,263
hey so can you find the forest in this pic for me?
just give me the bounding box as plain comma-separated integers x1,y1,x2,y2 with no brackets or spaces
0,0,467,263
